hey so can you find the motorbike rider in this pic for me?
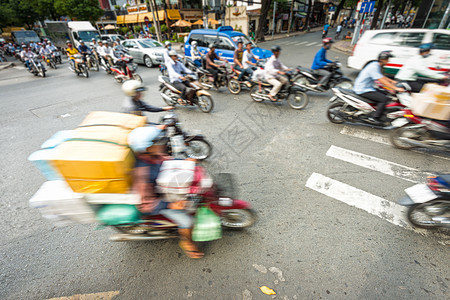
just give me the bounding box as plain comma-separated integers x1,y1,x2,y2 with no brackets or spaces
205,43,226,88
128,126,204,259
39,43,52,66
395,43,448,93
113,41,129,75
96,40,107,65
243,42,261,72
121,80,173,115
91,38,99,61
77,40,91,63
353,50,405,125
190,41,202,67
163,41,172,64
47,41,57,52
167,50,196,105
66,41,80,70
311,38,334,91
22,47,37,71
264,45,290,102
103,42,115,66
233,39,252,88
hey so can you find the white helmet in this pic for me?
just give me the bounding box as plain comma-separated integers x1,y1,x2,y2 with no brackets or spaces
164,41,172,47
168,50,177,57
128,126,164,153
191,41,197,47
122,80,146,97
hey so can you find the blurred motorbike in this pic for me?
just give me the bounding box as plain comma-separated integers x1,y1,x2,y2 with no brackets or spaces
69,54,89,78
111,55,142,83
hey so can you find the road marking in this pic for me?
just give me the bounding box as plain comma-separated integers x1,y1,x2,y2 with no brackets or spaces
306,173,450,245
306,172,410,228
306,42,317,46
48,291,120,300
13,66,26,70
286,41,298,45
340,126,450,161
296,41,308,45
326,145,431,183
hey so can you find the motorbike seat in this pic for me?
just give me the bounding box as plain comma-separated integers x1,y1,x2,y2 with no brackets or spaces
338,88,377,103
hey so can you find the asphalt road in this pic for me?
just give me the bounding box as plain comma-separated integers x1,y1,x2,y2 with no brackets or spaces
0,29,449,300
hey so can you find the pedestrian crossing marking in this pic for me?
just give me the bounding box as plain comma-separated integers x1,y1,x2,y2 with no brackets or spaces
296,41,308,45
306,42,317,46
48,291,120,300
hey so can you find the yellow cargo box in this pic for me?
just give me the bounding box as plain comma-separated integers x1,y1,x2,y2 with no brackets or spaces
411,94,450,121
73,126,131,145
79,111,147,130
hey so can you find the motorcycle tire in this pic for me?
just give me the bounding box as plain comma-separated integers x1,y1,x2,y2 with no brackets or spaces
50,61,56,69
91,59,99,72
161,88,178,106
287,91,309,110
199,74,212,90
221,208,257,229
184,138,212,160
249,85,266,102
227,78,241,95
197,95,214,113
115,77,123,83
326,102,347,124
133,74,143,83
389,124,420,150
332,78,353,90
80,64,89,78
57,57,62,64
407,200,449,229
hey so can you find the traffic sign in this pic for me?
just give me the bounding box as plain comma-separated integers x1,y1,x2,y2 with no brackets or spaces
360,1,375,13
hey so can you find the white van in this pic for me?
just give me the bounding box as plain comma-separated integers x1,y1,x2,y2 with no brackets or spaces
348,29,450,76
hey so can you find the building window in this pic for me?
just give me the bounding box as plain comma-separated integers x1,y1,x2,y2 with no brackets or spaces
181,0,202,9
248,0,254,5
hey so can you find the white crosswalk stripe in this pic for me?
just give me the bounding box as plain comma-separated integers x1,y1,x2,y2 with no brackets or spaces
306,42,317,46
326,145,431,183
295,41,308,45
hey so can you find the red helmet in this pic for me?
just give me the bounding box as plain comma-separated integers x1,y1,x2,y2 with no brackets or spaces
322,38,334,44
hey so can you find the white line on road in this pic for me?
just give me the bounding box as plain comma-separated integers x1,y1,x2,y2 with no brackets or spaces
48,291,120,300
306,173,450,245
296,41,308,45
326,145,431,183
286,41,298,45
306,42,317,46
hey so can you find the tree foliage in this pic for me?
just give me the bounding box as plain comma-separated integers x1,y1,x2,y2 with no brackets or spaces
54,0,103,22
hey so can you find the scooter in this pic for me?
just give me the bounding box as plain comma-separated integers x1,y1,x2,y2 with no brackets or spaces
197,61,232,91
293,61,353,92
110,55,142,83
29,57,46,77
86,53,99,71
398,174,450,229
227,59,267,95
99,56,113,74
69,54,89,78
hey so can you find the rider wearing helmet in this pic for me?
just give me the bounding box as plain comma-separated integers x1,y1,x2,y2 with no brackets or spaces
190,41,203,67
264,45,290,101
395,43,447,93
167,50,196,105
311,38,335,91
205,42,226,88
66,41,79,70
121,80,173,115
22,46,37,71
128,125,204,258
353,51,405,125
233,39,252,87
77,40,91,63
163,41,172,64
39,43,52,65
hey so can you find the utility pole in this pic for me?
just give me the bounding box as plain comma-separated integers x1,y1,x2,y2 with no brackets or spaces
287,0,295,34
380,0,392,29
439,1,450,29
272,1,277,39
203,0,208,29
149,0,162,42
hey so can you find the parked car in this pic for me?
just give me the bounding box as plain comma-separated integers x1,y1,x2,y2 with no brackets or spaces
348,29,450,76
101,34,125,43
184,26,272,63
121,38,165,68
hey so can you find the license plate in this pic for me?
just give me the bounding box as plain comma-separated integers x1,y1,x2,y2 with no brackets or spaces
391,118,408,128
405,184,438,204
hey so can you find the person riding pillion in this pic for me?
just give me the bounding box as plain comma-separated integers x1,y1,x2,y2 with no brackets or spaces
233,39,252,88
264,45,290,102
242,41,261,72
66,41,80,70
121,80,173,115
167,50,196,105
311,38,334,91
395,43,448,93
190,41,203,67
205,43,226,88
353,51,405,125
163,41,172,64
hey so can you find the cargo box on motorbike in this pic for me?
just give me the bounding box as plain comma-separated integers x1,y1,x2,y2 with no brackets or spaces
29,180,96,226
411,84,450,120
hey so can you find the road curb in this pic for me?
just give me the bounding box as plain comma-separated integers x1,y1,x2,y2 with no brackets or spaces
263,27,324,42
0,62,14,71
332,40,352,55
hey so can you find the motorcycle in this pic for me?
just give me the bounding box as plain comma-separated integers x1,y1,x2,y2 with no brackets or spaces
159,75,214,113
110,55,142,83
326,87,409,129
197,61,232,91
293,61,353,92
398,174,450,229
100,56,113,74
227,59,267,95
389,111,450,151
249,70,309,110
29,57,46,77
14,48,22,61
52,50,62,64
159,63,168,76
69,54,89,78
106,172,257,242
162,112,212,160
0,49,6,62
86,53,99,72
43,55,57,69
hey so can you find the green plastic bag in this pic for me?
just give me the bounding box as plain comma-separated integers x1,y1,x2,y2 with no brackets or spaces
192,206,222,242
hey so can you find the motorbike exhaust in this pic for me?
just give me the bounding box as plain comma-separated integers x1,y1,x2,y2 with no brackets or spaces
160,93,174,103
250,93,267,101
109,233,177,242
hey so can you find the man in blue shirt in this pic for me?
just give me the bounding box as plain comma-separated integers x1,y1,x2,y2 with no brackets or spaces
167,50,195,105
311,38,334,91
323,23,330,37
353,51,404,125
77,40,91,63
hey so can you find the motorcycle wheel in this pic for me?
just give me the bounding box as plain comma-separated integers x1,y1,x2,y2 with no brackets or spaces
50,60,56,69
227,78,241,95
287,91,309,110
133,74,143,83
161,88,178,106
407,200,449,229
39,68,46,77
221,209,257,229
249,85,266,102
115,77,123,83
91,59,99,71
326,102,347,124
197,95,214,113
80,64,89,78
184,139,212,160
389,124,420,150
332,79,353,90
199,74,212,90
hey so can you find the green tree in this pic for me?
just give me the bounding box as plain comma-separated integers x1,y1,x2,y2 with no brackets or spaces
54,0,103,22
0,0,15,27
30,0,58,21
8,0,41,29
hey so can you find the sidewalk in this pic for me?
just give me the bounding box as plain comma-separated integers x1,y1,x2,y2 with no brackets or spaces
332,40,353,55
263,26,324,41
0,62,14,71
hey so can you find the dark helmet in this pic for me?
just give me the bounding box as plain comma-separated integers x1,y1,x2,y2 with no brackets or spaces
419,43,433,53
236,38,243,44
271,45,281,52
322,37,334,44
378,50,394,60
161,112,178,126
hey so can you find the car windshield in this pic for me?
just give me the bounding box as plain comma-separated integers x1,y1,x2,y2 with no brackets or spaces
230,35,256,47
78,31,100,42
138,39,163,48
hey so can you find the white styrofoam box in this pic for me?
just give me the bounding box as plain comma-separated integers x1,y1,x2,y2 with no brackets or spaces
156,160,196,198
40,130,74,149
83,193,141,205
29,180,96,226
28,149,62,181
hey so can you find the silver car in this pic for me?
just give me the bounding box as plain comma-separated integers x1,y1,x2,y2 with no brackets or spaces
121,38,165,68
